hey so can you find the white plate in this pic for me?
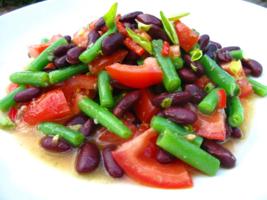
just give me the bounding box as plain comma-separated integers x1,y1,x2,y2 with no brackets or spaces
0,0,267,199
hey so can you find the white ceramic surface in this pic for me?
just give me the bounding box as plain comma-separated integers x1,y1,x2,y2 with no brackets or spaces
0,0,267,199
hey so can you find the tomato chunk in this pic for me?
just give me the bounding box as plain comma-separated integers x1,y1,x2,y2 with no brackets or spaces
23,89,71,125
217,89,227,109
112,128,193,188
106,57,163,88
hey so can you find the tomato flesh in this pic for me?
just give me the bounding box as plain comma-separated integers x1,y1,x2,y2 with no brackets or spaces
112,128,193,188
217,89,227,109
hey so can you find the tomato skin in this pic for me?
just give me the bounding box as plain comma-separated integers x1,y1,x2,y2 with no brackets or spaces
193,109,226,141
8,107,18,122
89,50,128,75
135,89,160,123
161,41,170,56
116,15,128,36
106,57,163,88
7,83,19,93
23,89,71,125
217,89,227,109
174,21,199,52
195,75,211,89
123,37,145,56
112,128,193,188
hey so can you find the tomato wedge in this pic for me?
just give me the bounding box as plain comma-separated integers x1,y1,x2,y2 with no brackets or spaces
89,50,128,75
112,128,193,188
23,89,71,125
174,21,199,52
106,57,163,88
193,109,226,141
217,89,227,109
135,89,160,123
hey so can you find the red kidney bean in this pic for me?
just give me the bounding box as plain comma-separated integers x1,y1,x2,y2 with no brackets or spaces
122,50,139,65
64,35,72,43
221,46,241,52
163,107,197,125
53,44,75,57
40,136,71,152
209,41,222,49
147,25,170,43
184,84,206,104
241,59,263,77
150,84,165,94
123,22,137,29
215,49,232,63
156,148,176,164
66,114,88,126
75,142,100,173
201,140,236,168
110,79,131,90
14,87,41,103
198,34,210,51
178,68,198,83
80,119,94,137
136,14,162,27
94,17,105,31
66,46,85,64
120,11,143,22
225,122,233,139
184,55,205,76
54,55,69,68
231,127,242,139
102,33,124,55
152,91,192,107
87,30,100,47
102,145,124,178
205,43,218,58
243,66,252,76
113,90,141,117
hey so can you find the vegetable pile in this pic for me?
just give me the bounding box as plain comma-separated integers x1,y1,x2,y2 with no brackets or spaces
1,3,267,188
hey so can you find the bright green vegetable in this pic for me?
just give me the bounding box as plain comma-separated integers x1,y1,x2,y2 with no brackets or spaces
227,96,244,127
160,11,179,44
204,82,215,93
0,85,26,112
126,28,152,54
48,64,88,84
151,116,203,146
199,55,239,96
0,113,15,129
190,48,203,61
229,50,243,60
78,97,132,139
248,78,267,97
168,12,190,21
10,71,49,87
28,37,68,71
98,71,114,108
157,129,220,176
152,40,181,92
103,2,118,28
136,20,151,31
79,26,117,64
172,57,184,69
38,122,85,147
198,88,219,114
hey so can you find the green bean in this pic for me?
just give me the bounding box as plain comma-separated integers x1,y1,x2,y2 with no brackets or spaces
199,55,240,96
48,64,88,84
248,78,267,97
229,50,243,60
160,11,179,45
0,114,15,129
156,129,220,176
198,88,219,114
79,26,117,64
227,96,244,127
78,97,132,139
28,37,68,71
98,71,114,108
38,122,85,147
10,71,49,87
103,2,118,29
151,116,203,146
126,28,152,54
0,85,26,112
172,57,184,69
152,40,181,92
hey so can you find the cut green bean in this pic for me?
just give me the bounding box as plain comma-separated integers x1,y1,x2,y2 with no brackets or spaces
0,114,15,129
103,2,118,29
38,122,85,147
78,97,132,139
48,64,88,84
157,129,220,176
160,11,179,45
248,78,267,97
199,55,239,96
98,71,114,108
227,96,244,127
0,85,25,112
151,116,203,146
10,71,49,87
79,26,117,64
229,50,243,60
198,88,219,114
172,57,184,69
152,40,181,92
28,37,68,71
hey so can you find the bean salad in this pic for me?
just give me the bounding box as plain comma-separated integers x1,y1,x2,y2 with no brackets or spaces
0,2,267,188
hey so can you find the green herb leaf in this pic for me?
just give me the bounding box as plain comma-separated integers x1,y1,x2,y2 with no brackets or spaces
168,12,190,21
136,20,152,32
160,11,179,45
0,113,15,129
160,98,172,108
103,2,118,29
204,82,215,93
190,48,203,61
